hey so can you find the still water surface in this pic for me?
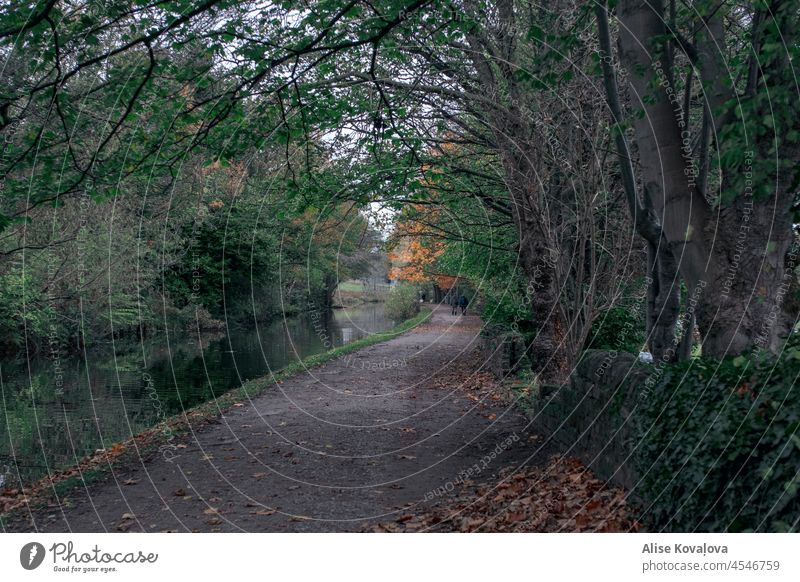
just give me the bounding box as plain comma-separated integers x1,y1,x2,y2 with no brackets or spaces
0,304,391,486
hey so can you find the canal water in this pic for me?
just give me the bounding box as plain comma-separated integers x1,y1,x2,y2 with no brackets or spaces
0,304,392,487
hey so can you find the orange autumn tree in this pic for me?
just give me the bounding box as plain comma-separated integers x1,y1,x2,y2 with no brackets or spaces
388,204,444,283
388,146,463,285
434,274,460,292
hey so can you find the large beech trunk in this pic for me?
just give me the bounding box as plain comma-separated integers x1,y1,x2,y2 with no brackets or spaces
517,215,570,383
614,0,799,358
595,2,683,362
697,193,796,355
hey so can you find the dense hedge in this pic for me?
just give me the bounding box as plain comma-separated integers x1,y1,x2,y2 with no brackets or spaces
636,340,800,532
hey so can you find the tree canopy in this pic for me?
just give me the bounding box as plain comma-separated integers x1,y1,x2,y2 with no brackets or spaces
2,0,799,377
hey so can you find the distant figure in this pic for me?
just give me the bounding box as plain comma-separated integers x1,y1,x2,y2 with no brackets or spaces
450,293,458,315
421,291,427,303
459,294,468,315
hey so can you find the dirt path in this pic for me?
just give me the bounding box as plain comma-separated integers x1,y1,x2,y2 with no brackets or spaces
7,306,551,532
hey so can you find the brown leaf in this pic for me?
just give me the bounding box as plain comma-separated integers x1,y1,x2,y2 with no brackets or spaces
506,511,527,522
368,453,638,533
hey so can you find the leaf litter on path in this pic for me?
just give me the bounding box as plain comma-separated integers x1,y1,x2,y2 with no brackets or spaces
372,456,640,533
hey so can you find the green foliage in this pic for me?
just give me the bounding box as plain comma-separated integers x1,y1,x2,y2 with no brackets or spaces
586,306,646,354
431,192,531,333
0,269,54,351
478,279,534,333
162,179,283,317
0,140,380,351
384,282,420,322
637,340,800,532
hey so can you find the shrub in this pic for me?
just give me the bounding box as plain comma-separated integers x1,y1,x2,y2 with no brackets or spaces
480,285,533,330
385,282,420,322
586,306,646,354
636,340,800,532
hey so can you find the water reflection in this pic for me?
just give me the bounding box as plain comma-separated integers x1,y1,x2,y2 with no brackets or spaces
0,304,391,486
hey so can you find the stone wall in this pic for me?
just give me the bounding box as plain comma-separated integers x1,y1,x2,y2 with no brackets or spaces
480,326,652,490
531,350,651,490
479,326,529,379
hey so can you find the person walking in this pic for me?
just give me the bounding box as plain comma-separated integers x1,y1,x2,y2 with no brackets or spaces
458,294,468,315
450,292,458,315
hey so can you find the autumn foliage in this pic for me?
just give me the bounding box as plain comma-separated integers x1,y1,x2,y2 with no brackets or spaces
388,205,444,283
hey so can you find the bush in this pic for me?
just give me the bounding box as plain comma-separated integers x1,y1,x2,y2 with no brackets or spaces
636,340,800,532
385,283,420,322
586,306,645,354
480,285,533,330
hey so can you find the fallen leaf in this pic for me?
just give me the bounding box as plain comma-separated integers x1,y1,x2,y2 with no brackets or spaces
506,511,526,522
369,454,639,533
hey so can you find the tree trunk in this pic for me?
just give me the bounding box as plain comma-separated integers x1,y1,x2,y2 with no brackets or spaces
616,0,710,291
615,0,799,358
502,147,570,384
649,241,681,361
595,1,682,361
698,193,797,355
